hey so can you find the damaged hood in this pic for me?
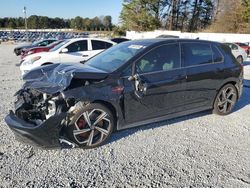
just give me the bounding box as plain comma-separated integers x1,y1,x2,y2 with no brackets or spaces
22,63,109,94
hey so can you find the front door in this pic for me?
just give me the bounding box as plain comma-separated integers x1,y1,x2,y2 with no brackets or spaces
123,43,187,124
59,40,89,63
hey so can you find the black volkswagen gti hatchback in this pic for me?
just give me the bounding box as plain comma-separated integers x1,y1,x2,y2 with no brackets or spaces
5,39,243,149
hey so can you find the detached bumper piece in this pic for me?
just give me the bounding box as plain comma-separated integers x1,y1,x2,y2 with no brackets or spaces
5,111,67,148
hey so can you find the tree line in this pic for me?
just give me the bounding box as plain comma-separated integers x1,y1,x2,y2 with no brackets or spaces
1,0,250,33
120,0,250,33
0,15,113,31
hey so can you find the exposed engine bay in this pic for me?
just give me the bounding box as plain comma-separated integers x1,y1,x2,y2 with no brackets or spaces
14,89,67,125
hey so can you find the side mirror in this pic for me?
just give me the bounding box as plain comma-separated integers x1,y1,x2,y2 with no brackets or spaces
128,74,140,81
128,75,135,81
61,48,68,53
128,74,147,98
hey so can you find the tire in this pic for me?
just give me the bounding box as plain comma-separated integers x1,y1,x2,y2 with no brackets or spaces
65,103,114,149
213,84,238,115
236,56,243,64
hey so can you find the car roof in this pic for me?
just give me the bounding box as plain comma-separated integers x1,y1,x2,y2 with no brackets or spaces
127,38,221,46
67,37,115,43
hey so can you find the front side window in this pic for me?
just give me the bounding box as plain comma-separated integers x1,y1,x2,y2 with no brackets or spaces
182,43,213,67
92,40,113,50
49,40,69,52
66,40,87,52
136,44,180,74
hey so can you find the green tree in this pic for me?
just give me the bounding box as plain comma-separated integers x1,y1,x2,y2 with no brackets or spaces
120,0,161,31
74,16,83,30
103,16,112,30
28,15,39,29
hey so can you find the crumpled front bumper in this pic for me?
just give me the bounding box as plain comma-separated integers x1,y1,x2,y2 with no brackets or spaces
5,111,67,148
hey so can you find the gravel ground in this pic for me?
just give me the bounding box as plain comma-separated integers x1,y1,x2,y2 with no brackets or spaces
0,44,250,188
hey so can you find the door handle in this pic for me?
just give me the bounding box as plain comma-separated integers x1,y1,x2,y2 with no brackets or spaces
82,55,89,57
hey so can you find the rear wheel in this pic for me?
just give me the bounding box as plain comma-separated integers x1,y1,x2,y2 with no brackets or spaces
213,84,237,115
65,103,114,149
236,56,243,64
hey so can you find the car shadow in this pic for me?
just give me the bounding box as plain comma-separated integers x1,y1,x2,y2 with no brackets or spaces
108,80,250,145
108,110,210,145
233,79,250,112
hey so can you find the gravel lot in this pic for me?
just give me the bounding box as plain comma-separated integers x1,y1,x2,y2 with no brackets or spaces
0,44,250,188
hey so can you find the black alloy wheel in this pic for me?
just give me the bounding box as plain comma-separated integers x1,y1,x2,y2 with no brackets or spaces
65,103,114,149
213,84,238,115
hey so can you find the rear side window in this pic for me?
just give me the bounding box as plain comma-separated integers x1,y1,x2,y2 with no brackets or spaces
67,40,87,52
212,46,223,63
92,40,113,50
136,43,180,74
182,43,213,67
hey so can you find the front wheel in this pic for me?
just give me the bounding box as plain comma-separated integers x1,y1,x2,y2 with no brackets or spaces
65,103,114,149
213,84,238,115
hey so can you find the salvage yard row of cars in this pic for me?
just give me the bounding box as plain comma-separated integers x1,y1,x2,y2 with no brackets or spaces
14,38,250,76
4,37,244,149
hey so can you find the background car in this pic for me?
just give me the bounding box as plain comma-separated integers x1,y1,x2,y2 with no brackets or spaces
235,42,250,55
21,40,64,59
224,42,247,63
110,37,130,43
20,38,116,75
14,39,57,56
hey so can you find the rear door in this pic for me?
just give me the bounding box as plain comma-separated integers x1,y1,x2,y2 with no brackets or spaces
123,43,187,124
181,42,225,109
89,40,114,58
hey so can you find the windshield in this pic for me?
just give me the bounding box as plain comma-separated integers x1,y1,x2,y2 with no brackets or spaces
47,40,64,48
49,40,69,52
85,41,148,72
32,40,42,46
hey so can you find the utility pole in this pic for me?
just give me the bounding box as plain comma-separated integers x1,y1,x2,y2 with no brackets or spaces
23,6,28,41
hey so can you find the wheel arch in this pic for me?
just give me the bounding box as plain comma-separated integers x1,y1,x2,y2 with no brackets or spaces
213,81,239,108
222,81,239,99
92,100,118,130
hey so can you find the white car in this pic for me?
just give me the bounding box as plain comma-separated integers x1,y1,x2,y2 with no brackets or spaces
20,38,116,75
224,43,248,63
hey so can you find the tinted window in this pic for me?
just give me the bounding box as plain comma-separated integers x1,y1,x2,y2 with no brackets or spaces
66,40,87,52
182,43,213,67
92,40,113,50
212,46,223,63
231,44,238,50
136,44,180,74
